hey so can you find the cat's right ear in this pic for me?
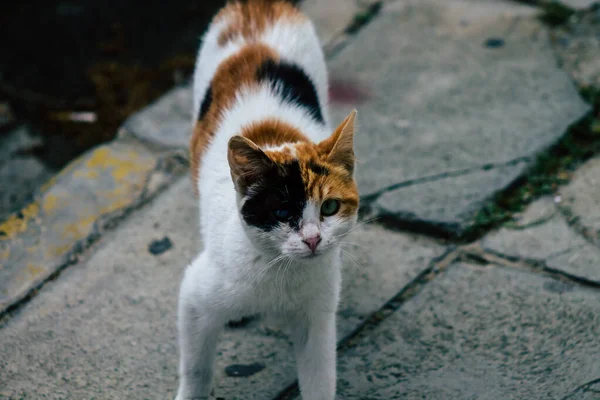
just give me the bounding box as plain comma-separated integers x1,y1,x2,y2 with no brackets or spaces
228,136,274,193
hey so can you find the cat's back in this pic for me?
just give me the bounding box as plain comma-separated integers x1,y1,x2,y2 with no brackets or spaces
190,0,329,192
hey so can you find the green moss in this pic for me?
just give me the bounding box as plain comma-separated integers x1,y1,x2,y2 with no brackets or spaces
539,2,576,27
345,2,382,34
465,90,600,240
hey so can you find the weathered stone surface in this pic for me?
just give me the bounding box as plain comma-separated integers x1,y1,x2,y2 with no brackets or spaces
336,223,445,338
482,197,600,284
302,0,371,47
334,263,600,399
373,161,529,235
564,380,600,400
0,177,444,399
559,0,599,10
328,0,589,235
553,5,600,88
0,138,184,314
0,126,55,221
559,157,600,244
121,85,193,150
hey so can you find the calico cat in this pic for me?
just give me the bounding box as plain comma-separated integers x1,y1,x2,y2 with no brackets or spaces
177,1,359,399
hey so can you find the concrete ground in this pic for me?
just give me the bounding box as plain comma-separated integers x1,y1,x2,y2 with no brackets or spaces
1,1,600,399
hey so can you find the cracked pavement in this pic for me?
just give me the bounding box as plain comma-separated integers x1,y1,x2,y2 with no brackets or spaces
1,0,600,399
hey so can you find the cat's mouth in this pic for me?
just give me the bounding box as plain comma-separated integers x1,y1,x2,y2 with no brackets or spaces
297,248,327,260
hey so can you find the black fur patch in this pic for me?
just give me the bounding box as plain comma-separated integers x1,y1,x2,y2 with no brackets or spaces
198,85,212,120
307,161,329,176
241,161,306,232
256,60,324,124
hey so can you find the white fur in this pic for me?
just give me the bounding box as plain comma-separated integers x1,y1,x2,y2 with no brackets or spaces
177,7,352,400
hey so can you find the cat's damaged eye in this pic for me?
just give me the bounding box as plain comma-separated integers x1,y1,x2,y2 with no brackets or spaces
273,208,290,220
321,199,341,217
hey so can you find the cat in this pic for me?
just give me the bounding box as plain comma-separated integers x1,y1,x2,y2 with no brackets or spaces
176,0,359,399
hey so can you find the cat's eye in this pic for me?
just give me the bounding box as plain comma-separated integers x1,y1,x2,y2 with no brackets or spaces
321,199,340,217
273,208,290,220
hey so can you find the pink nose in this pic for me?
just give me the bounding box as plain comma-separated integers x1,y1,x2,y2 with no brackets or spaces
303,236,322,253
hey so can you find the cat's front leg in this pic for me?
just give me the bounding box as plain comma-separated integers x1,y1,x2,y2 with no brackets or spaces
291,311,337,400
176,256,224,400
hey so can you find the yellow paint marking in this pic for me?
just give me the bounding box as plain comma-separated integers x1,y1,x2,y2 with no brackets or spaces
61,215,97,241
43,194,60,214
26,263,45,278
0,202,40,241
0,246,10,262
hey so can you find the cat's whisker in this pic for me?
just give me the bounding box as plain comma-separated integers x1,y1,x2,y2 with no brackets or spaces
334,217,380,239
281,257,295,303
341,248,363,270
252,254,287,284
275,256,291,298
338,241,368,250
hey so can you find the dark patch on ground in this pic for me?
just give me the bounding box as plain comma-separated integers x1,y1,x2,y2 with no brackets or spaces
227,316,256,328
484,38,505,48
538,2,576,27
328,77,371,105
543,280,575,294
148,237,173,255
224,362,266,377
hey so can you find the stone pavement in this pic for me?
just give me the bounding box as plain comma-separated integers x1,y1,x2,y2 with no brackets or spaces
1,1,600,399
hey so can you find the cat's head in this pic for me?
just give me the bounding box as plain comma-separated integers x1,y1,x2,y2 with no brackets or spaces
228,111,359,260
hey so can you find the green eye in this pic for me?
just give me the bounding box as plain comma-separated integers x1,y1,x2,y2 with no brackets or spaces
321,199,341,216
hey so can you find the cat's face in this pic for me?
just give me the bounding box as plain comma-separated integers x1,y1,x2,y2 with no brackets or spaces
228,111,359,260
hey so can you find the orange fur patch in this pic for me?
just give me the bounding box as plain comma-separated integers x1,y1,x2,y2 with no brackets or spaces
216,1,306,47
190,44,279,189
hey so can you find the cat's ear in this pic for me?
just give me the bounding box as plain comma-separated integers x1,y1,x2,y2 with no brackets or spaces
318,110,356,174
228,135,274,193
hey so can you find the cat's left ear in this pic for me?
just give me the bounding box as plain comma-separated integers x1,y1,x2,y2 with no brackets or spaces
228,135,275,194
318,110,356,174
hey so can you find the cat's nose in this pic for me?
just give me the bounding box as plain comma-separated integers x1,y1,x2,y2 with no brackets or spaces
303,235,322,254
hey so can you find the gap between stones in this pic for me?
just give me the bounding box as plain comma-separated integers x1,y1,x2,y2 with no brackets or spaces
562,377,600,400
359,156,532,212
461,244,600,291
555,202,600,248
323,1,383,57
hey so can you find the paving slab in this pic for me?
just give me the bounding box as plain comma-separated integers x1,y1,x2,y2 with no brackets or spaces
482,196,600,284
327,0,589,236
0,177,444,399
333,262,600,399
559,156,600,244
374,161,529,234
558,0,599,10
0,137,184,314
553,4,600,88
121,0,368,150
120,84,193,150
